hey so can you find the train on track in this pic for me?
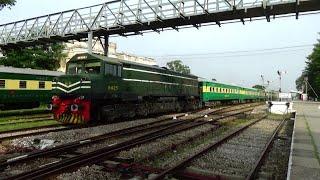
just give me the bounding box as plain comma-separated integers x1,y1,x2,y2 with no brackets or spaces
49,53,267,124
0,66,63,110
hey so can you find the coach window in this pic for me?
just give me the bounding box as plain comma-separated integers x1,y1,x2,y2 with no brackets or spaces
19,81,26,89
0,80,5,88
39,81,45,89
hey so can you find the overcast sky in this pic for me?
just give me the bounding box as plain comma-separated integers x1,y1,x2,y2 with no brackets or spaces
1,0,320,92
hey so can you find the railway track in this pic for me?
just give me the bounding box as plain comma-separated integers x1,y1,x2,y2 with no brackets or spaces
152,115,287,180
0,125,70,142
0,103,258,179
0,113,65,141
0,115,53,126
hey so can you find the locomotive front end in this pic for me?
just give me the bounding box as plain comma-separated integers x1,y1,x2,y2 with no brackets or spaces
49,54,101,124
50,76,92,124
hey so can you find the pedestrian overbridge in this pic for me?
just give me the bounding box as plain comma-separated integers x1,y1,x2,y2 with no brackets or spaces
0,0,319,49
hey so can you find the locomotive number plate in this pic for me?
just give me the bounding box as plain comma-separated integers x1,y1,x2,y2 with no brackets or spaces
107,85,118,91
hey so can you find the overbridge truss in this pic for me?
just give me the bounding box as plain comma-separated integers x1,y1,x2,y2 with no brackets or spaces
0,0,319,48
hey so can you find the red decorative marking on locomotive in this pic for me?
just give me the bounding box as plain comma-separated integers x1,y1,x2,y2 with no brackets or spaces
51,96,91,124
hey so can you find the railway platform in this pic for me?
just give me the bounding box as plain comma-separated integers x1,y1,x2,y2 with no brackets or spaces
288,101,320,180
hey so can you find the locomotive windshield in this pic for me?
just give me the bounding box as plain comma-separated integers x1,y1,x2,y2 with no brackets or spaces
67,61,101,75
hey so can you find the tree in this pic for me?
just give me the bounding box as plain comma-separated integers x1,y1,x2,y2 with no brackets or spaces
296,34,320,98
0,43,67,71
295,72,307,92
166,60,191,74
0,0,16,10
252,85,266,90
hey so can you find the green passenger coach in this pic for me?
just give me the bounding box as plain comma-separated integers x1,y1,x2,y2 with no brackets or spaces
199,81,265,105
0,66,63,110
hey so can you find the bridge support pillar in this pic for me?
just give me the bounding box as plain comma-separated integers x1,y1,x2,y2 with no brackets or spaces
87,31,93,54
104,35,109,56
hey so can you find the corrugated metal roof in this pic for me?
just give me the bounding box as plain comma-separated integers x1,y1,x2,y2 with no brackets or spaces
0,66,64,76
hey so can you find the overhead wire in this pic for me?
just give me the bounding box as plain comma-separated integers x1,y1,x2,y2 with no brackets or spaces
146,44,314,60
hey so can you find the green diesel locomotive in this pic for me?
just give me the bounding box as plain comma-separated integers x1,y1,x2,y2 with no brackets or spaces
50,53,266,124
50,53,200,124
0,66,63,110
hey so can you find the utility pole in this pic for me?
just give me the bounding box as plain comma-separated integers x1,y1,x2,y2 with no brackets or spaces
266,80,271,101
261,75,265,89
304,77,308,99
277,70,287,93
277,71,282,93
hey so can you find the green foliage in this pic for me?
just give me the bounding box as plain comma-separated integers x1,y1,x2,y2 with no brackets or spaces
295,72,306,92
252,85,266,90
0,43,67,71
166,60,191,75
297,35,320,98
0,0,16,10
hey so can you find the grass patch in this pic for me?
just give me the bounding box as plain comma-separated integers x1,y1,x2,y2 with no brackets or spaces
0,108,49,117
0,114,51,123
0,120,60,133
304,114,320,166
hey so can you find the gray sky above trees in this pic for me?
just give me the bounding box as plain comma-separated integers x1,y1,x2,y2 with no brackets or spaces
1,0,319,92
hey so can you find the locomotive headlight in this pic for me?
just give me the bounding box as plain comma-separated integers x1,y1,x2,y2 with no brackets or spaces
47,104,53,111
52,95,58,100
71,104,79,112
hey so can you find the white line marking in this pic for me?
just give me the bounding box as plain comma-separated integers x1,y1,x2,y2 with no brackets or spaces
122,78,197,87
123,67,197,81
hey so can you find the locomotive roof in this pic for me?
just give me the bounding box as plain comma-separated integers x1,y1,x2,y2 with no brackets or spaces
0,66,64,76
71,53,198,79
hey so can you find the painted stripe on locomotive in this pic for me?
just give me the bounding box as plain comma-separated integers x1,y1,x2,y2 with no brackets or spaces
52,86,91,93
122,78,198,87
123,67,197,81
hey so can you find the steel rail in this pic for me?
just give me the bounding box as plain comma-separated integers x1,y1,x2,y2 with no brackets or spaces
6,120,203,179
152,115,267,180
5,107,255,180
0,103,243,168
0,125,70,142
245,118,287,180
0,118,184,167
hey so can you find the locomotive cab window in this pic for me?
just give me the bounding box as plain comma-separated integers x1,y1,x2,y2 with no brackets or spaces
19,81,26,89
85,62,101,74
105,63,121,77
0,80,5,88
67,61,101,74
